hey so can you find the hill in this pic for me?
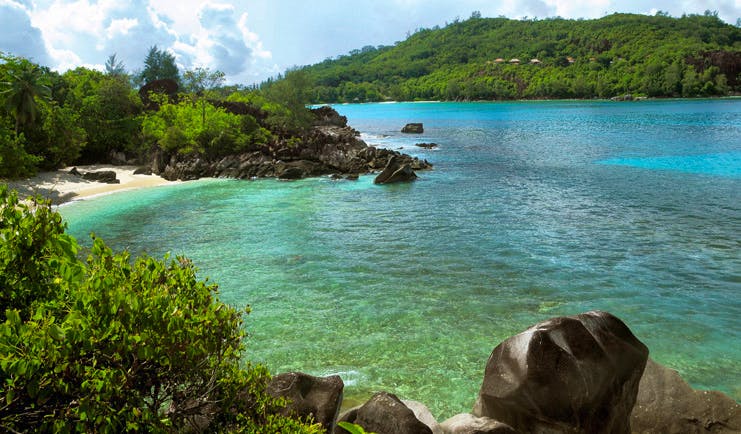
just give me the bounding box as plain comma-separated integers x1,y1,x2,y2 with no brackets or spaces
295,12,741,102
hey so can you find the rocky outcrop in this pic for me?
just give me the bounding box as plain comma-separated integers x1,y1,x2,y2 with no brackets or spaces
81,170,119,184
473,310,649,434
402,401,443,434
336,392,432,434
157,123,431,182
631,359,741,433
402,123,424,133
416,143,438,149
440,413,516,434
374,155,418,184
267,372,344,432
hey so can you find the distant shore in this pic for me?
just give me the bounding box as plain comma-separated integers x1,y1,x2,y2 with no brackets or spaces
3,165,174,205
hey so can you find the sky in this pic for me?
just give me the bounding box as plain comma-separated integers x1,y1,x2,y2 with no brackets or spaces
1,0,740,85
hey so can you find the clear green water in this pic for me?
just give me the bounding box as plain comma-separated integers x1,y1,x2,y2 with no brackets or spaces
60,100,741,418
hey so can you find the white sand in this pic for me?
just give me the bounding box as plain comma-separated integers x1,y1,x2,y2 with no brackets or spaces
3,165,175,205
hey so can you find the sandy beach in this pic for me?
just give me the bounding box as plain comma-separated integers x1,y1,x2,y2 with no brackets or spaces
3,165,174,205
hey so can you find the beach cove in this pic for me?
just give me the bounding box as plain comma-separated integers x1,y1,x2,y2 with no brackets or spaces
54,99,741,419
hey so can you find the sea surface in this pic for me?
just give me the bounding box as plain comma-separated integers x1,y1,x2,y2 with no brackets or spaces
60,100,741,418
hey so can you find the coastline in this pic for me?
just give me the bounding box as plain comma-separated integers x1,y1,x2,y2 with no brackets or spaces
3,165,175,205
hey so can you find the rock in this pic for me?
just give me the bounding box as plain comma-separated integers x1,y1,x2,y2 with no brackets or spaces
473,310,649,434
440,413,516,434
267,372,344,432
611,94,634,101
69,167,82,176
133,167,152,175
402,400,443,434
402,123,424,133
277,166,305,180
312,106,348,127
336,392,432,434
345,174,359,181
82,170,119,184
374,155,418,184
630,358,741,433
415,143,438,149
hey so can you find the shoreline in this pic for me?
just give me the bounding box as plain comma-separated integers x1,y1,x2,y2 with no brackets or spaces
3,165,175,205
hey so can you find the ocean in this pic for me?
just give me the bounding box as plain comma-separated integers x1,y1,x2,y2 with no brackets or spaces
60,99,741,418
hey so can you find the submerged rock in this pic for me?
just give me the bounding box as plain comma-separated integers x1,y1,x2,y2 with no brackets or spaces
402,123,424,133
415,143,438,149
631,358,741,433
473,310,648,434
267,372,344,432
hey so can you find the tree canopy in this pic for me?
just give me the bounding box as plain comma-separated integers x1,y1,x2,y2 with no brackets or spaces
295,12,741,102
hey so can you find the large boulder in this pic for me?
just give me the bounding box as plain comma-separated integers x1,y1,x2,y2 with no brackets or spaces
82,170,119,184
402,400,443,434
374,155,418,184
473,310,649,434
402,123,424,133
631,358,741,433
336,392,432,434
440,413,516,434
267,372,344,432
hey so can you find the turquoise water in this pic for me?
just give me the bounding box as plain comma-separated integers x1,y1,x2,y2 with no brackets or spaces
60,100,741,418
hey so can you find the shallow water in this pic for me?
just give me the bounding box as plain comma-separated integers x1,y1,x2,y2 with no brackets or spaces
61,100,741,418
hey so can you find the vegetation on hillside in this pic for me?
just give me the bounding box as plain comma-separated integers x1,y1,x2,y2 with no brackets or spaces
297,12,741,102
0,49,313,179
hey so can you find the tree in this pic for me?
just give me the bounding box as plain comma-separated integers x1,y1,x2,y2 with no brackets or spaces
182,67,226,127
140,46,180,85
0,58,51,134
0,186,322,433
104,53,127,77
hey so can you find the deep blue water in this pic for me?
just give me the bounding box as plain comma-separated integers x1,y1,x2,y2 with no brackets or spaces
60,100,741,417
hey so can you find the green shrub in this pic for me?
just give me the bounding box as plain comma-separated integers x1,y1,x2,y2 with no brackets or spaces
0,186,322,433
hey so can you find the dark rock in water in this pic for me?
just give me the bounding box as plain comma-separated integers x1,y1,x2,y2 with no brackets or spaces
631,358,741,433
277,166,305,180
345,174,359,180
336,392,432,434
133,167,152,175
69,167,82,176
415,143,438,149
374,155,418,184
82,170,119,184
473,310,648,434
402,123,424,133
440,413,516,434
267,372,344,432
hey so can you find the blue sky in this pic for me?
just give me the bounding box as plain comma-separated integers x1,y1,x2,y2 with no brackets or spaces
1,0,739,85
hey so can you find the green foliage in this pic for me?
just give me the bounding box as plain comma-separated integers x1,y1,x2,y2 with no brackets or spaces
261,69,315,132
0,55,52,133
337,421,376,434
142,96,269,158
140,46,180,85
0,186,322,432
0,130,40,178
298,13,741,102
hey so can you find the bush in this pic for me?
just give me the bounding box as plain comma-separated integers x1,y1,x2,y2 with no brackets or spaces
0,186,322,433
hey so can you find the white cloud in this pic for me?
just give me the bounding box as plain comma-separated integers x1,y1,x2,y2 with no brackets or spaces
0,0,52,64
106,18,139,38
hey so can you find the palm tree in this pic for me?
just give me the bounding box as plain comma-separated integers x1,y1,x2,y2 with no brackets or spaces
1,61,51,134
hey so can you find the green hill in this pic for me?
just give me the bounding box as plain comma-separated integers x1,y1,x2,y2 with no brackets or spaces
295,12,741,102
